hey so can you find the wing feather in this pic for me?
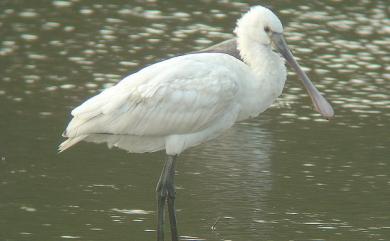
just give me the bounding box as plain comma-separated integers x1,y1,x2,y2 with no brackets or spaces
62,54,242,144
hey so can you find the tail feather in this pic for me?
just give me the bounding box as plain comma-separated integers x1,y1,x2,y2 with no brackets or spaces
58,135,87,153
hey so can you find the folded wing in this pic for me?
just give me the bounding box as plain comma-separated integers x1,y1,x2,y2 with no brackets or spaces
59,54,242,152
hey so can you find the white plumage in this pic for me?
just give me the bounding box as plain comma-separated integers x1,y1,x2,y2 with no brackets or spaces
59,7,290,155
60,6,334,240
60,50,284,154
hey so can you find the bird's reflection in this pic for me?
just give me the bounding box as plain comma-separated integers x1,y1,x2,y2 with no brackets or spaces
180,119,273,240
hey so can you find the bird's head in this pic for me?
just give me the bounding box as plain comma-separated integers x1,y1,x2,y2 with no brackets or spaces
235,6,334,119
235,6,283,45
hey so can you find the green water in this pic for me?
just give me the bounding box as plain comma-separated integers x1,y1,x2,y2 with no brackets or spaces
1,0,389,240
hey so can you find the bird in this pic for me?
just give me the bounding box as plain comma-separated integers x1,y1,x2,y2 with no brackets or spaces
59,5,334,241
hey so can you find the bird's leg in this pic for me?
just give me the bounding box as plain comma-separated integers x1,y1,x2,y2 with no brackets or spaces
156,155,178,241
166,156,178,241
156,163,168,241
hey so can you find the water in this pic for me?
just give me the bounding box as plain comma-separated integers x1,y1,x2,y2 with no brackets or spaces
1,0,389,240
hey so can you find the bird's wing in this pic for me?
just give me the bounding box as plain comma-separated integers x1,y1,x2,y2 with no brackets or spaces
63,54,242,140
195,38,242,61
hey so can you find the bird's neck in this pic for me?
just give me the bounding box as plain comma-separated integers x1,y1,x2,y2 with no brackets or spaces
237,35,287,105
238,35,286,83
237,37,283,76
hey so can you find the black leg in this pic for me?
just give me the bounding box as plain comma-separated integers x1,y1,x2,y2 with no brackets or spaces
156,188,166,241
167,158,178,241
156,155,178,241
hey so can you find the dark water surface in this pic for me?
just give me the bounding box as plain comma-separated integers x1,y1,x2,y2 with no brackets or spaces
1,0,389,240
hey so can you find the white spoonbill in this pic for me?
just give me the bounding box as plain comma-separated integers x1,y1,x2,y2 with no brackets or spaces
59,6,334,241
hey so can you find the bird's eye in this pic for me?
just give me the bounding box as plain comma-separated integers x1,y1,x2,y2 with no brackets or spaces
264,26,270,33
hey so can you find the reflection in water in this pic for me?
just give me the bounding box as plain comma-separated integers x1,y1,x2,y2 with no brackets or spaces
181,120,273,240
0,0,389,241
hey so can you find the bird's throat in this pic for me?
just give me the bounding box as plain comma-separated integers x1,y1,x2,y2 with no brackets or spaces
238,38,285,79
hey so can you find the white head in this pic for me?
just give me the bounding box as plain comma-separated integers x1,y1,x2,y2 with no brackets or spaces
234,5,334,119
234,6,283,45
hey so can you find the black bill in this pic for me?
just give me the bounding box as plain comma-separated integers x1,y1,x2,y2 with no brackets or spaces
271,32,334,119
